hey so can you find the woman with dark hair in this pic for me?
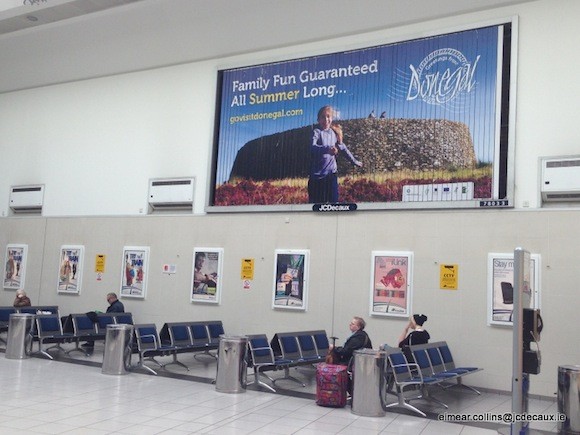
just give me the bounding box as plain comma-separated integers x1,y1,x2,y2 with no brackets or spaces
398,314,429,348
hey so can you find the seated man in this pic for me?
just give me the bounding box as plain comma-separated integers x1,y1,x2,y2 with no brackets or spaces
105,292,124,313
328,316,372,365
82,292,125,350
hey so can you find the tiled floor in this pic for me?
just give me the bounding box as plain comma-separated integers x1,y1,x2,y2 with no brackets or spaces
0,343,560,434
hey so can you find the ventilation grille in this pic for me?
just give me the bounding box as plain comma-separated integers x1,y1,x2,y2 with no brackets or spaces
541,156,580,202
148,177,194,211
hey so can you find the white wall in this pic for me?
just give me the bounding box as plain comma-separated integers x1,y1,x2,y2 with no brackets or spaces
1,0,580,398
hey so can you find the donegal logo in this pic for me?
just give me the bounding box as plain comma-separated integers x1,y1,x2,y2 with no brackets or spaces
407,48,480,105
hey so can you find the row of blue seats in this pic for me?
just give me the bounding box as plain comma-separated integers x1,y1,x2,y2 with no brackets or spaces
0,305,60,342
134,321,225,375
247,330,331,392
0,306,134,355
0,306,226,374
384,341,482,417
33,312,134,359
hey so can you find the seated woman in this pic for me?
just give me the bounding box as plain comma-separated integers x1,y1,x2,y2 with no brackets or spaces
328,316,372,365
13,289,31,307
398,314,429,361
398,314,429,347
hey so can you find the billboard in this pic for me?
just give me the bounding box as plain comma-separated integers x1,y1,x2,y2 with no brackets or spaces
210,22,514,211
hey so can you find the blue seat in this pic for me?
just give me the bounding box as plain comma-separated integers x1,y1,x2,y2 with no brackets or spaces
168,324,192,348
96,313,116,335
247,334,294,393
433,342,481,394
164,323,193,370
206,321,224,347
425,345,464,377
0,307,17,345
33,314,75,360
189,322,218,359
134,324,181,375
278,333,320,364
412,347,457,380
297,333,324,361
278,335,303,363
383,347,447,417
438,343,479,373
312,331,330,357
68,313,102,356
113,313,134,325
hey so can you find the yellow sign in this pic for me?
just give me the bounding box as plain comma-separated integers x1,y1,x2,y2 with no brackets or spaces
241,258,254,280
440,264,458,290
95,255,106,273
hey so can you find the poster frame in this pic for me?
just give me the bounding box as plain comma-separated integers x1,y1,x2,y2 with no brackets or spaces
120,246,150,299
369,250,414,318
487,252,541,326
3,244,28,290
191,247,224,304
272,249,309,311
57,245,84,294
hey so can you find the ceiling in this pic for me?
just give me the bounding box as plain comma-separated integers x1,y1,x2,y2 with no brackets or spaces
0,0,537,94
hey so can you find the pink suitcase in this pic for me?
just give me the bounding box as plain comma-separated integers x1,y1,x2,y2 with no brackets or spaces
316,363,349,407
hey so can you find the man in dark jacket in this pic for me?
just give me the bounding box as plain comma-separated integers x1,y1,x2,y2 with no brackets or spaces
106,292,124,313
330,316,372,364
82,293,125,350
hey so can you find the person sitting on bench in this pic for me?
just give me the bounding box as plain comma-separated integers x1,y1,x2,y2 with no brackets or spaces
327,316,372,365
82,292,124,350
398,314,429,362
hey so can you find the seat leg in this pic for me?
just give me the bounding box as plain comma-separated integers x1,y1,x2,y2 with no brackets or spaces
66,341,91,357
140,363,159,375
32,343,54,360
135,355,159,375
164,353,189,371
194,350,217,361
384,391,427,417
249,368,276,392
272,366,305,387
441,377,481,395
422,387,448,408
385,399,427,417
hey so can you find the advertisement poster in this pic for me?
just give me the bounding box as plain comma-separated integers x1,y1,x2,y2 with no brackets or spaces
212,23,513,210
370,251,413,317
273,250,309,310
487,253,541,326
57,245,84,294
120,246,149,299
191,248,223,304
3,244,27,290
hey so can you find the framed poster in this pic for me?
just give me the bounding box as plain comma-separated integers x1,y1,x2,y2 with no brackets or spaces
487,253,541,326
3,244,27,290
210,21,515,211
370,251,413,317
120,246,149,299
191,248,223,304
57,245,84,294
273,249,309,311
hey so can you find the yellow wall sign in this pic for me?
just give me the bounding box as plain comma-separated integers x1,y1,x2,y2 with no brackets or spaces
440,264,458,290
95,254,106,273
241,258,254,280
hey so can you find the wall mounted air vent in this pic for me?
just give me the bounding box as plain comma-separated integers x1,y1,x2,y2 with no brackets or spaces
540,156,580,202
148,178,194,211
9,184,44,213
